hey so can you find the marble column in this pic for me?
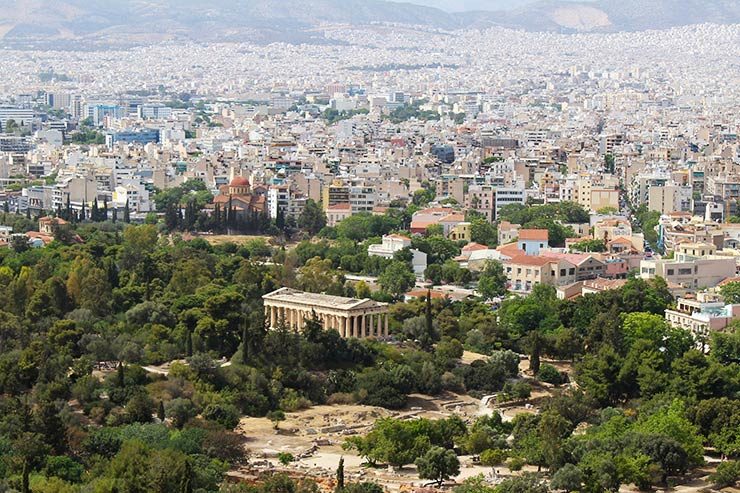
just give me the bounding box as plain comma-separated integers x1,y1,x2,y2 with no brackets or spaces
342,316,348,338
384,314,389,338
376,313,382,337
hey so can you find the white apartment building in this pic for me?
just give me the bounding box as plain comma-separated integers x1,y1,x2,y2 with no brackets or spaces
368,234,427,278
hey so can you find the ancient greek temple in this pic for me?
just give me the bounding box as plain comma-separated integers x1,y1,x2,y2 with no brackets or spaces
262,287,390,339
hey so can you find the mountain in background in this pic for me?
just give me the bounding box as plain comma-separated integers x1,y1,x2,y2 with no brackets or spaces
466,0,740,32
0,0,738,47
403,0,541,12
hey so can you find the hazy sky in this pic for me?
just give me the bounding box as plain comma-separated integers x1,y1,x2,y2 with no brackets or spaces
404,0,537,11
404,0,594,12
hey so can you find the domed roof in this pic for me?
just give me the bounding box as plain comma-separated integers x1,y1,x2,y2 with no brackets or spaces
230,176,249,187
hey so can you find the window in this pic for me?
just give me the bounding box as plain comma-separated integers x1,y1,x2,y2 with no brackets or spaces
678,268,692,275
526,269,531,275
569,268,575,275
560,269,566,276
667,269,674,275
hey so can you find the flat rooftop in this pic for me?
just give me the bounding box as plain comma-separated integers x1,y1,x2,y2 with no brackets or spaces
263,287,386,310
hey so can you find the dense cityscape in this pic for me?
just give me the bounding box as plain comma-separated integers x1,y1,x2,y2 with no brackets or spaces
0,3,739,493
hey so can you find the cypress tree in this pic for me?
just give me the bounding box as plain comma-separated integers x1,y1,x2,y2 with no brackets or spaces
21,460,29,493
157,400,166,421
123,199,131,223
186,330,193,357
117,362,125,388
180,459,193,493
336,457,345,492
103,199,108,221
112,207,118,223
425,289,433,347
240,316,249,365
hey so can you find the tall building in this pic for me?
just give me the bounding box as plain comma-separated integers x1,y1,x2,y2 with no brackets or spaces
0,107,35,131
137,104,173,120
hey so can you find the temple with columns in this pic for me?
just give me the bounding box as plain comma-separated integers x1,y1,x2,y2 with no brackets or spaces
262,288,390,339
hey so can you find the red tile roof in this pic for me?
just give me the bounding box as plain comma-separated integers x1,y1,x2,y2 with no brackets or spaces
506,255,557,267
462,242,488,252
518,229,549,241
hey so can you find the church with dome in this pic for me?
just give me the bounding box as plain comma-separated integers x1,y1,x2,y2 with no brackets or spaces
209,175,266,220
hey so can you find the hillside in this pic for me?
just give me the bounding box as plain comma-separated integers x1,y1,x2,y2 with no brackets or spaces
0,0,738,46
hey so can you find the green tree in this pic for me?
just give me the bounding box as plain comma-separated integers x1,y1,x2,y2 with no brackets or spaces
550,463,582,492
336,457,345,491
11,432,50,493
378,261,416,297
569,239,606,252
267,410,286,430
165,398,197,429
415,446,460,486
126,392,155,423
468,214,498,246
498,284,560,374
709,460,740,488
107,440,151,493
298,199,327,235
720,282,740,304
149,448,190,493
10,234,29,253
710,323,740,365
477,260,507,299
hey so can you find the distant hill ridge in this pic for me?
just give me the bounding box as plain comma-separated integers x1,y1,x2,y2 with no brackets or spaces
0,0,738,45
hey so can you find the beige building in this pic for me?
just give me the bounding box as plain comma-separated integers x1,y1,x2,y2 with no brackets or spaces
648,184,692,214
590,189,620,212
639,255,737,291
263,288,389,339
498,221,520,245
326,203,352,227
503,255,577,293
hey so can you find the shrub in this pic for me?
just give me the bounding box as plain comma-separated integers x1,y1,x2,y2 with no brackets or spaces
537,364,564,386
507,456,525,471
480,449,508,467
279,389,312,412
203,403,241,430
327,392,357,405
710,461,740,488
278,452,295,466
166,398,198,429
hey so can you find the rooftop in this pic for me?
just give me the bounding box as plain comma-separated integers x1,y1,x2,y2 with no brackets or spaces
518,229,549,241
263,287,387,310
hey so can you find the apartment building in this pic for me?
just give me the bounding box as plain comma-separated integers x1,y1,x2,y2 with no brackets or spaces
504,255,577,293
639,255,736,291
665,295,740,342
517,229,549,256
